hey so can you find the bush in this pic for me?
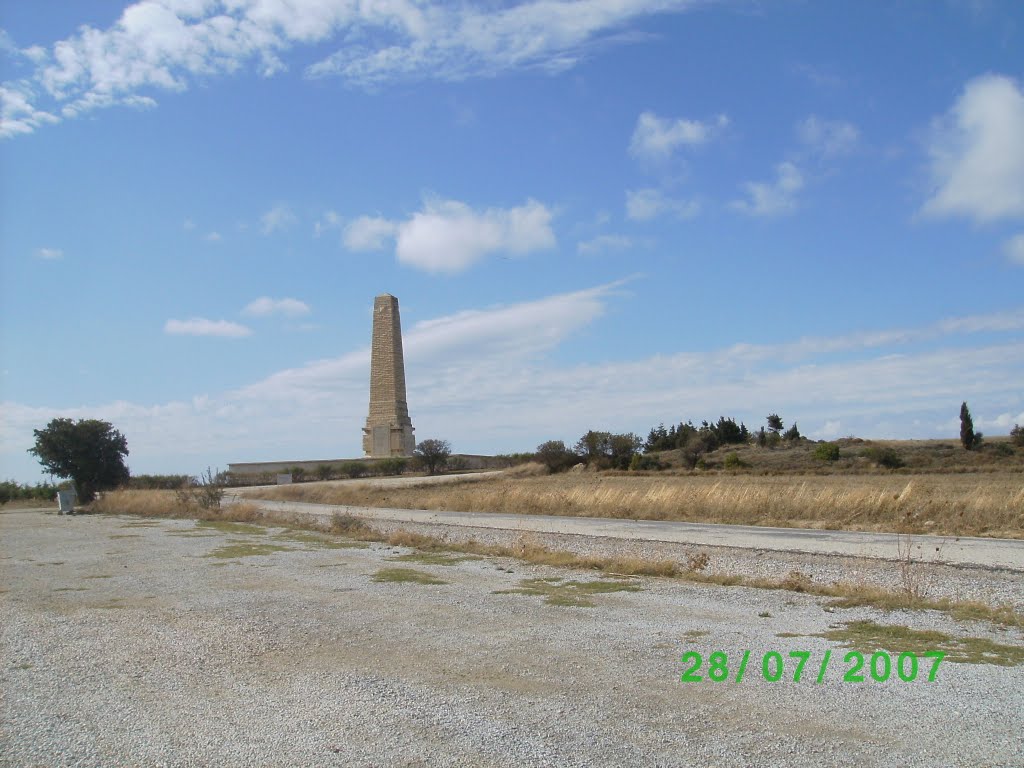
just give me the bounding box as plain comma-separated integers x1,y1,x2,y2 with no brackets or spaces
629,454,667,471
129,474,192,490
862,445,905,469
723,452,747,469
448,456,470,472
377,457,407,476
782,423,801,442
315,464,334,481
175,467,224,513
536,440,576,473
341,461,368,479
814,442,840,462
983,442,1015,457
1011,424,1024,448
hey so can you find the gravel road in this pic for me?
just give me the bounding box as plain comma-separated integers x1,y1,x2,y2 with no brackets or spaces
2,508,1022,768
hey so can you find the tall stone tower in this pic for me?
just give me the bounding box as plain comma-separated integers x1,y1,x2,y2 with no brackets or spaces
363,294,416,457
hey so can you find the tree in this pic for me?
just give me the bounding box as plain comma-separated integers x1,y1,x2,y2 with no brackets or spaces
782,423,801,442
1011,424,1024,448
28,418,129,503
536,440,576,473
415,439,451,474
960,402,982,450
766,414,784,433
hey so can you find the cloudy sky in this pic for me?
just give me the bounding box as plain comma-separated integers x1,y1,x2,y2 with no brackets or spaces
2,0,1023,482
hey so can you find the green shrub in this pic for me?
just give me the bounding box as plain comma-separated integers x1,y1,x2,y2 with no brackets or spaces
377,457,407,476
315,464,334,481
814,442,840,462
862,446,904,469
629,454,666,471
1011,424,1024,448
723,452,747,469
341,461,367,479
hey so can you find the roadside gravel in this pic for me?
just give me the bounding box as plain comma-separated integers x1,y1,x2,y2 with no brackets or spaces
2,508,1022,768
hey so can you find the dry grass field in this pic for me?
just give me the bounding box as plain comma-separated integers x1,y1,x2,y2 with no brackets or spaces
248,471,1024,539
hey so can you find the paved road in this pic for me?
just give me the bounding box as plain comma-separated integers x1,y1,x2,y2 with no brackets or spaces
230,495,1024,572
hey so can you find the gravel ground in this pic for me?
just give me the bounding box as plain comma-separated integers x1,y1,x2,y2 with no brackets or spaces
2,508,1023,768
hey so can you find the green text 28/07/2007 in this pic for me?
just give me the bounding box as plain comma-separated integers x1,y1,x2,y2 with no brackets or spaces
679,650,945,683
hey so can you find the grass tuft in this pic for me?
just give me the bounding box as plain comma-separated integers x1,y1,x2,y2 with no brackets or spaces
496,576,642,607
372,567,448,585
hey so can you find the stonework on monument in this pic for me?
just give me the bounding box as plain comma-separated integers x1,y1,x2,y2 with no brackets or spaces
363,294,416,457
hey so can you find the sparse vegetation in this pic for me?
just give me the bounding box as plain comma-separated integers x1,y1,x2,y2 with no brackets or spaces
90,489,1022,626
495,576,642,607
806,620,1024,667
372,567,448,585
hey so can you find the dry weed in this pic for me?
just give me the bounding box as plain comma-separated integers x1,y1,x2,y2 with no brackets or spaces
246,472,1024,538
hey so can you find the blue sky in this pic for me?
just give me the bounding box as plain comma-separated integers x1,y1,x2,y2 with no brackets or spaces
2,0,1023,482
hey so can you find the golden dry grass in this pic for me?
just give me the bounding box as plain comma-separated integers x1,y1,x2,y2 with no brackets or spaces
246,472,1024,538
92,490,265,523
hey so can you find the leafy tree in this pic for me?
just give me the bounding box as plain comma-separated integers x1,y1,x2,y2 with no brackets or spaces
959,402,982,450
766,414,784,433
28,418,129,503
574,430,612,464
536,440,576,473
782,423,801,442
415,439,451,475
574,431,641,470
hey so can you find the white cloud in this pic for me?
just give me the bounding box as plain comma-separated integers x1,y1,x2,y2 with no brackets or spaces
393,198,555,273
977,411,1024,430
797,116,859,156
4,0,704,137
204,231,221,242
260,203,297,235
343,216,397,251
1003,233,1024,265
35,247,63,260
731,162,804,217
242,297,311,317
0,84,60,138
314,210,342,238
164,318,252,338
629,111,727,160
814,420,842,439
626,188,699,221
182,218,195,231
5,291,1022,482
922,73,1024,222
577,234,634,254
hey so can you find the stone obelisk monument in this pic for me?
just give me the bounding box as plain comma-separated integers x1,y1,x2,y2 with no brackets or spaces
363,294,416,457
